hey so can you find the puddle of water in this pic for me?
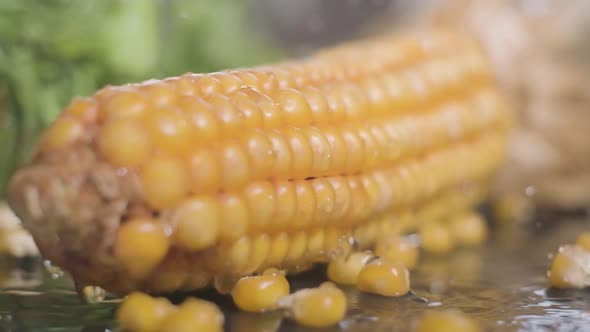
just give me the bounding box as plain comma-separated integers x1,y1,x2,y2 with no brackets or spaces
0,217,589,331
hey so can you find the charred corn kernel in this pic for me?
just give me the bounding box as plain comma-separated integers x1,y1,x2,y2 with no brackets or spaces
577,232,590,252
357,258,410,297
414,309,481,332
114,219,169,279
327,251,374,285
173,196,219,251
116,292,174,332
64,97,98,123
40,117,83,151
142,106,194,155
231,274,290,312
420,222,454,255
101,89,146,120
159,298,224,332
280,282,347,328
98,119,152,167
140,156,190,210
450,212,488,247
375,235,419,270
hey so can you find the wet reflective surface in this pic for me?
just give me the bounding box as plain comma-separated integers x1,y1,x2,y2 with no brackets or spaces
0,216,589,332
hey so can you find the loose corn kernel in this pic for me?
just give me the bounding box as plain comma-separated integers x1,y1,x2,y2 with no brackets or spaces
327,251,374,285
140,156,190,209
173,196,219,251
280,282,347,328
547,245,590,289
357,258,410,297
98,119,152,167
40,117,83,151
450,212,488,247
142,106,195,155
114,218,169,279
420,222,454,255
576,232,590,252
375,235,419,270
231,274,290,312
159,298,224,332
116,292,174,332
414,309,481,332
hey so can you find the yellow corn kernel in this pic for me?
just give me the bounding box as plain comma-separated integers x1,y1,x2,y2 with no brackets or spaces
142,82,177,106
207,94,244,137
281,282,347,328
230,91,264,130
420,222,454,255
267,131,292,179
40,116,84,151
187,148,219,194
285,232,308,264
293,181,316,229
277,88,313,127
219,193,249,241
231,274,290,312
179,96,220,144
142,105,195,156
414,309,481,332
449,212,488,247
265,233,290,268
114,218,169,279
375,235,419,270
63,97,98,123
218,141,251,190
146,255,189,294
159,298,224,332
356,258,410,297
547,245,590,289
246,234,271,274
98,119,152,167
576,232,590,252
116,292,174,332
284,127,313,179
301,86,331,125
327,251,374,285
244,182,275,231
271,181,296,231
140,156,190,210
173,196,219,251
243,131,274,181
100,89,146,120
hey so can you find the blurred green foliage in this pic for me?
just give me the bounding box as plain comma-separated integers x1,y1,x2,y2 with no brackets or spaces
0,0,282,197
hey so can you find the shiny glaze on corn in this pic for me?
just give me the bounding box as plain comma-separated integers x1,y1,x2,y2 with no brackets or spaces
6,28,512,295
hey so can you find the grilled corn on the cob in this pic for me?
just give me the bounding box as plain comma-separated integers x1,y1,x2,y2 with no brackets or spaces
6,28,512,295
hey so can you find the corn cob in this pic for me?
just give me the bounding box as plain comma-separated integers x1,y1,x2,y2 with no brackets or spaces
6,28,511,295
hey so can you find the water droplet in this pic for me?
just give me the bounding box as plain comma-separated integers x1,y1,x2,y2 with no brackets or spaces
427,301,443,307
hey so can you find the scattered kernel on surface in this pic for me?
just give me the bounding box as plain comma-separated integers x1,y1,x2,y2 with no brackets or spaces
140,156,190,209
576,232,590,252
420,222,454,255
231,274,290,312
450,212,488,247
357,258,410,297
114,219,169,280
173,196,219,251
282,282,347,328
414,309,481,332
116,292,174,332
40,117,83,151
548,246,590,289
98,119,152,167
327,251,374,285
159,298,224,332
375,235,419,270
